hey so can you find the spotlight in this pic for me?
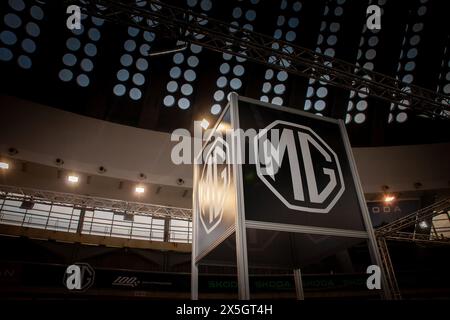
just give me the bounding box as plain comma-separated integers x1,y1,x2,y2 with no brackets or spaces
383,195,395,203
7,147,18,156
20,200,34,210
98,166,107,174
200,119,209,130
217,123,231,132
135,186,145,194
0,162,9,170
55,158,64,166
124,212,134,221
67,175,79,184
138,173,147,180
419,221,428,229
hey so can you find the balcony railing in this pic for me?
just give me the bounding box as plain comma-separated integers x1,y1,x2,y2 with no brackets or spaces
0,186,192,244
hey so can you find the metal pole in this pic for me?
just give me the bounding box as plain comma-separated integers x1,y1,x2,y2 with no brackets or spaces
191,261,198,300
377,237,402,300
163,217,170,242
76,207,86,235
0,192,5,222
293,269,304,300
191,159,199,300
338,120,392,300
230,93,250,300
235,214,250,300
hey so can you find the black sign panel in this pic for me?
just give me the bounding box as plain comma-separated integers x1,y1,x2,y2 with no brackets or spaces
194,108,236,262
368,199,420,227
238,99,365,231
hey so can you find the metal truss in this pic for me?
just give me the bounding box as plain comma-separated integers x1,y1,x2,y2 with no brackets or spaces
0,184,192,220
375,197,450,300
67,0,450,120
376,197,450,237
377,237,401,300
384,231,450,245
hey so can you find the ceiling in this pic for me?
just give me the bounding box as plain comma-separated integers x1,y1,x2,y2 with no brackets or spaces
0,156,193,208
0,0,449,147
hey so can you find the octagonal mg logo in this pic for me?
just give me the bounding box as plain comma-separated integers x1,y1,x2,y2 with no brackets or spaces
198,137,232,234
254,120,345,213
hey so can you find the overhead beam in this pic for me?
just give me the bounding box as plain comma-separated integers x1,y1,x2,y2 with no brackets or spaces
385,232,450,245
376,197,450,237
0,184,192,220
67,0,450,120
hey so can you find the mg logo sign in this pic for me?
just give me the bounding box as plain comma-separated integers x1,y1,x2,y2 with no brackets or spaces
254,120,344,213
198,137,231,234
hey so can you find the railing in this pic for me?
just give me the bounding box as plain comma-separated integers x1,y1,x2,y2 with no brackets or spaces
375,197,450,300
376,197,450,236
0,184,192,220
432,212,450,239
0,188,192,243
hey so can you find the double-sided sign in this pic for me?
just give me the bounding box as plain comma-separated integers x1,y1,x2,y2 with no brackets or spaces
192,94,385,298
198,137,231,234
194,110,236,262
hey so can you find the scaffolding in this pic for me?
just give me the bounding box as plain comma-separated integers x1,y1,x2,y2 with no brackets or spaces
0,184,192,220
375,197,450,300
0,184,193,244
67,0,450,120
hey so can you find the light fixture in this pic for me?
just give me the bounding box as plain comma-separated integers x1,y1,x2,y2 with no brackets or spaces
419,221,428,229
0,162,9,170
200,119,209,130
20,200,34,210
383,195,396,203
217,123,231,132
7,147,18,156
135,186,145,194
67,175,79,184
124,212,134,221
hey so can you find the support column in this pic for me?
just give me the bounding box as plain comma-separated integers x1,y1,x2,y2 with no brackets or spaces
293,269,304,300
377,237,401,300
76,207,86,235
191,261,198,300
163,217,170,242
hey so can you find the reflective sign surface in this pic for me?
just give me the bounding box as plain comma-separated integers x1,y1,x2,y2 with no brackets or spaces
195,107,237,262
238,99,366,231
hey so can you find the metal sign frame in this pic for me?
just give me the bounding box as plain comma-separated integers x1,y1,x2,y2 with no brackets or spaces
192,93,390,300
191,102,240,299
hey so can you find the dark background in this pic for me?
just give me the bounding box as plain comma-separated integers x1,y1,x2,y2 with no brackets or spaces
0,0,449,146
